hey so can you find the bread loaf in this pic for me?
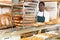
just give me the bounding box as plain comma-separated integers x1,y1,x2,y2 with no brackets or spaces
31,36,43,40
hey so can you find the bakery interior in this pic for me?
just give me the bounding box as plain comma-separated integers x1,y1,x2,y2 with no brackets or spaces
0,0,60,40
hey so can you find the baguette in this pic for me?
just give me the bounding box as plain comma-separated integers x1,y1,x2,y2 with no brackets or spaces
1,16,6,26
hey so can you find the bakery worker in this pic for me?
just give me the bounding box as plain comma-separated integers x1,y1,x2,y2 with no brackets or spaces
37,1,50,22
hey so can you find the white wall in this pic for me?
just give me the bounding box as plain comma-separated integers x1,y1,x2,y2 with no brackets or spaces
45,2,57,19
0,7,11,15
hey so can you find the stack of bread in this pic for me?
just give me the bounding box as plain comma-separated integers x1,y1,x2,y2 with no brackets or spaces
13,9,23,27
23,14,36,27
13,15,23,27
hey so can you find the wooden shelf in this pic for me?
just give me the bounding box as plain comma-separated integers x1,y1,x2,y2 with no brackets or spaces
0,3,13,7
57,0,60,2
0,24,60,36
0,25,13,30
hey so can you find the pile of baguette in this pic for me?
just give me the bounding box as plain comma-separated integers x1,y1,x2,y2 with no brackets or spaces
0,10,12,27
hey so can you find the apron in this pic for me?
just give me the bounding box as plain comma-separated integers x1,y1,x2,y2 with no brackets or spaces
37,11,45,22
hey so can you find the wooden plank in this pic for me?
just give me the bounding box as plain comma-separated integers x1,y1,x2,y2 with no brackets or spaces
39,0,57,2
0,0,13,4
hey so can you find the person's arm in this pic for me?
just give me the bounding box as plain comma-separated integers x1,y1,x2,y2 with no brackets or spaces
45,12,50,22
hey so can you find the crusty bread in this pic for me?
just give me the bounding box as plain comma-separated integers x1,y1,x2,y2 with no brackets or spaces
21,38,31,40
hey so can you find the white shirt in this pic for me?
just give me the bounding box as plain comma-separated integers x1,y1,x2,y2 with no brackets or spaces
37,10,50,22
